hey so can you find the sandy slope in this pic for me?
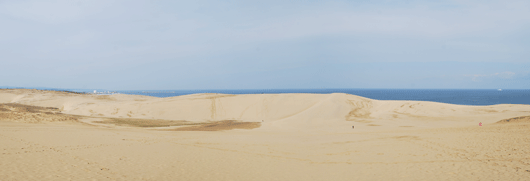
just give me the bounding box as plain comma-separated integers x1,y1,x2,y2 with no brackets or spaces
1,89,528,131
1,89,529,180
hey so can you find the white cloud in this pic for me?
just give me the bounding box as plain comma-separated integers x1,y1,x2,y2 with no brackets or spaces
465,74,488,81
494,71,516,79
3,0,529,48
0,0,115,24
208,0,530,42
465,71,517,81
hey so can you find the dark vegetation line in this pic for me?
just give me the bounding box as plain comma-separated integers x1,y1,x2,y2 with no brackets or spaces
0,88,88,94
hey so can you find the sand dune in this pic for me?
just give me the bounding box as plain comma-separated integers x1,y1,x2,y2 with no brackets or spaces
1,89,528,130
1,89,530,180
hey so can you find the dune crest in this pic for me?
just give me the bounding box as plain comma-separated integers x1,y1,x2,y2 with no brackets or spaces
1,89,529,131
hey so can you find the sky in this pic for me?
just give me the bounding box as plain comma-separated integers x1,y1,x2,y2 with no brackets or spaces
1,0,529,90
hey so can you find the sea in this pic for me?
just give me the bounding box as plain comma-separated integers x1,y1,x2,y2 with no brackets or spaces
89,89,530,106
4,87,527,106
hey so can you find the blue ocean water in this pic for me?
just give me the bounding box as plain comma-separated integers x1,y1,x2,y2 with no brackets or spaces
108,89,530,106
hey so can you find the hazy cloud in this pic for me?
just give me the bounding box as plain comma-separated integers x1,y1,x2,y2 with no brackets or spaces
1,0,529,89
0,0,116,24
465,71,518,82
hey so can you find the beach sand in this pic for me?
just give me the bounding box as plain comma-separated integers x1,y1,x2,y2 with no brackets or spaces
1,89,529,180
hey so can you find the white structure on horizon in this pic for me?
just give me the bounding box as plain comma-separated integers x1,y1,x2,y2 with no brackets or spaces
93,90,97,93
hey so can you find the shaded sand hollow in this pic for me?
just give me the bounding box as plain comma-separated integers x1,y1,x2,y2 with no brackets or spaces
1,89,529,180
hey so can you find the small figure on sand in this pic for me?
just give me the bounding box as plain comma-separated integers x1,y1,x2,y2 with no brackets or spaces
352,126,354,129
479,122,482,126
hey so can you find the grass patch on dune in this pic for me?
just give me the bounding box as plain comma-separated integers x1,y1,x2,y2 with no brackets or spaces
0,103,79,123
172,120,261,131
0,103,59,113
496,116,530,124
94,118,262,131
0,102,262,131
95,95,117,101
94,118,201,127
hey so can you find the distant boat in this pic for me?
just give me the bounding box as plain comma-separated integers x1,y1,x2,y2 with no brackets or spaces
498,89,502,91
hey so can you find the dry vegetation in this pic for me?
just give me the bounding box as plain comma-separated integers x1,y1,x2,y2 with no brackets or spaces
171,120,261,131
94,118,261,131
0,103,79,123
93,118,200,127
0,88,87,95
95,95,117,101
496,116,530,124
0,102,261,131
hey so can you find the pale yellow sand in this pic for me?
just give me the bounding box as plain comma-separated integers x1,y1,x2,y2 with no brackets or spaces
1,89,529,180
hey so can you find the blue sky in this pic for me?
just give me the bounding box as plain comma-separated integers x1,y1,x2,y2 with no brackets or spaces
1,0,529,90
